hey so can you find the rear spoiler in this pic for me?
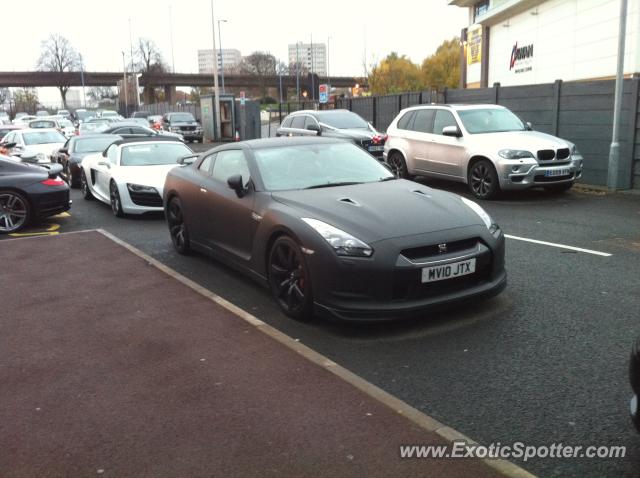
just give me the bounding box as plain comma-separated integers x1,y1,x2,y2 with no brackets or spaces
40,162,63,178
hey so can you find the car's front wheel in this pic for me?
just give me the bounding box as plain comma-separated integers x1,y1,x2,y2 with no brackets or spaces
0,190,31,234
387,151,410,179
80,169,93,200
110,181,125,217
167,196,191,255
268,236,314,321
544,182,574,193
468,159,500,199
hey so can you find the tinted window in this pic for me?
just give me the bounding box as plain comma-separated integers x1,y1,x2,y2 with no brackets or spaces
130,127,151,135
23,131,66,145
317,111,368,129
211,150,250,186
397,111,416,130
411,109,435,133
432,110,458,135
290,116,305,129
281,117,293,128
304,116,318,128
199,154,215,175
169,113,195,123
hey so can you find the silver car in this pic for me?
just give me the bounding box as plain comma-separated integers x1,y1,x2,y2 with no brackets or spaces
384,104,584,199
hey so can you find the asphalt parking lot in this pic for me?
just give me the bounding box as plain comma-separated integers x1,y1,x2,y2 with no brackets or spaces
4,160,640,476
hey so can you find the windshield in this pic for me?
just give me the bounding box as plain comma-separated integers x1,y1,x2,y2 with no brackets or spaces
457,108,525,134
81,123,108,133
77,111,94,120
23,131,66,145
170,113,195,123
59,119,73,127
120,142,192,166
102,111,118,117
74,137,117,153
253,142,393,191
318,111,368,129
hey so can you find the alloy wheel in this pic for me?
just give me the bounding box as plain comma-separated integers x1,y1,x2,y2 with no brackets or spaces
471,163,493,197
167,199,189,253
269,241,306,314
0,192,28,233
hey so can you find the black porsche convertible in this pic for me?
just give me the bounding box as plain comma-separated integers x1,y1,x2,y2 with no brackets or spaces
163,137,506,321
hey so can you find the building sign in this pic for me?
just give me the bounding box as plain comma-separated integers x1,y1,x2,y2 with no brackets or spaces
467,25,482,65
319,84,328,103
509,42,534,73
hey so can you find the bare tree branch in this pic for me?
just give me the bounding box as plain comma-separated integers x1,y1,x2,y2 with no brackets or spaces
36,34,80,108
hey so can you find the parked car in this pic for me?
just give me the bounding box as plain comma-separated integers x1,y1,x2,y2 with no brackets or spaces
0,111,10,124
75,110,95,124
0,124,26,140
0,157,70,233
101,122,184,141
56,109,71,119
55,134,121,188
631,337,640,432
13,115,38,125
2,128,67,163
28,118,74,138
161,112,203,143
131,111,150,119
276,109,386,160
384,104,584,199
80,137,192,217
148,115,163,130
36,110,50,117
163,137,506,321
79,122,108,135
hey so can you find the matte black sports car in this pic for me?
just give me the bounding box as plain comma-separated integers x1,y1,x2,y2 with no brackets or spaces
55,134,121,187
163,137,506,321
0,156,70,233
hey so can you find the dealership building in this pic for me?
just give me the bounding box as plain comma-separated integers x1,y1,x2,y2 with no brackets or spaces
449,0,640,88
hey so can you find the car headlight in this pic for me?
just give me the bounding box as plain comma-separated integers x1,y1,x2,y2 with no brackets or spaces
302,218,373,257
37,153,46,161
461,196,498,233
498,149,534,159
571,146,583,159
127,183,157,193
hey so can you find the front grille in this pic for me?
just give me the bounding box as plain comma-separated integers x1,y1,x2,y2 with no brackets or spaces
401,238,479,261
180,126,196,131
534,173,574,183
537,149,555,161
129,191,163,207
556,148,570,160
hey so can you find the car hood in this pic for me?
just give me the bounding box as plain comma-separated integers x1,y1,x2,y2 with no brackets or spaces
468,130,573,152
271,180,484,243
114,164,179,194
25,143,65,155
325,128,375,141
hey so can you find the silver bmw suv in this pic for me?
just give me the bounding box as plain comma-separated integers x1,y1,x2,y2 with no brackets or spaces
383,104,584,199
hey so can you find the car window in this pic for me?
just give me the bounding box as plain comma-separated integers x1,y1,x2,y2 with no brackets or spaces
432,110,458,135
130,127,150,135
411,109,435,133
281,116,293,128
107,144,118,164
199,154,215,175
397,111,416,130
304,116,318,128
114,127,131,134
290,116,305,129
210,150,250,187
4,132,13,143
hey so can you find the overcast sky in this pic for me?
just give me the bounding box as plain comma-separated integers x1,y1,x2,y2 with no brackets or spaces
10,0,468,103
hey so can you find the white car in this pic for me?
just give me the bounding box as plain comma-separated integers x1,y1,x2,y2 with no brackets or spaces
2,128,67,163
79,137,193,217
13,115,38,125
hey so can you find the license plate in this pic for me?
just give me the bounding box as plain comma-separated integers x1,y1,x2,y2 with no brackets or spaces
544,169,570,177
422,258,476,283
368,145,384,152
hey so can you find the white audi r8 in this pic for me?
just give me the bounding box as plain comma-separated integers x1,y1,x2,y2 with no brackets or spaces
79,137,193,217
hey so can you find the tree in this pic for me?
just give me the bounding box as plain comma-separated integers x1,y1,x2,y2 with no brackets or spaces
88,87,117,102
240,51,277,100
36,34,81,108
135,38,168,103
13,88,39,113
368,53,423,95
421,37,460,89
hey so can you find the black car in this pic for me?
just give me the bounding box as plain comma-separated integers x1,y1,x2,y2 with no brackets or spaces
55,134,121,188
276,109,387,159
162,112,203,143
163,137,506,322
0,157,70,233
631,337,640,431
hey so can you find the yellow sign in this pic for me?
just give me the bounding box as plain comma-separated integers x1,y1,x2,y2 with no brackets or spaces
467,25,482,65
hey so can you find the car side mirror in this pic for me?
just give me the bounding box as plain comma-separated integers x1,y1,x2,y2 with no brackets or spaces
59,148,68,155
525,121,533,131
442,125,462,137
97,161,111,169
227,174,247,198
306,123,321,135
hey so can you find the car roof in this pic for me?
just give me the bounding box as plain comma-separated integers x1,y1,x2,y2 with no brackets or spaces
111,136,183,147
105,122,150,128
401,103,506,113
238,136,346,150
19,128,63,133
287,109,352,117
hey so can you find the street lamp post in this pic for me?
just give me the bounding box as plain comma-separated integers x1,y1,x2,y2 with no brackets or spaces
169,5,176,73
218,19,227,94
121,51,128,117
296,41,300,102
79,53,87,109
210,0,221,141
327,36,331,90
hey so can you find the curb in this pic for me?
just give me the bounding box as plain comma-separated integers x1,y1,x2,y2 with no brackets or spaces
96,228,536,478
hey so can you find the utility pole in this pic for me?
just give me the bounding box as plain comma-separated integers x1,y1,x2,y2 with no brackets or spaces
169,5,176,73
296,42,300,102
122,51,128,117
327,36,331,88
128,18,137,108
607,0,628,191
80,53,87,109
210,0,221,141
310,34,315,101
218,19,227,94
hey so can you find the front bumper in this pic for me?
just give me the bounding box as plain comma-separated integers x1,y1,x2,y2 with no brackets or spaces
307,225,506,322
496,156,583,190
174,129,202,140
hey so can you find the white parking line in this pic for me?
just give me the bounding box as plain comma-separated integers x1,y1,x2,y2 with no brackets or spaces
505,234,612,257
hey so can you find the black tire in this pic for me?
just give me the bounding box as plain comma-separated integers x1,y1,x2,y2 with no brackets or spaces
468,159,500,199
167,196,191,255
268,236,314,321
65,163,78,188
387,151,410,179
544,182,574,193
80,169,93,200
0,190,31,234
109,181,125,218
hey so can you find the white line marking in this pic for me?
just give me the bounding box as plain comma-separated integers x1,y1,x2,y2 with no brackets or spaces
505,234,612,257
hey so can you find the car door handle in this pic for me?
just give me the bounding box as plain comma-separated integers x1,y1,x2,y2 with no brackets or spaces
200,188,207,193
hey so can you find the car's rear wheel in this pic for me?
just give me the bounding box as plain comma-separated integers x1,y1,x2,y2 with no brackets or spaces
469,159,500,199
268,236,314,321
544,182,574,193
387,151,409,179
110,181,125,217
80,169,93,200
167,197,191,255
0,190,31,234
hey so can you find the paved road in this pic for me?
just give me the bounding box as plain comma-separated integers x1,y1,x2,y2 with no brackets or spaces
5,176,640,477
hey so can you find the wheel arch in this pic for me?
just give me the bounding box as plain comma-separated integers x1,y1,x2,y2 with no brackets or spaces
466,155,494,185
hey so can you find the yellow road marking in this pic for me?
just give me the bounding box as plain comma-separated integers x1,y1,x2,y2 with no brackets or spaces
9,223,60,237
